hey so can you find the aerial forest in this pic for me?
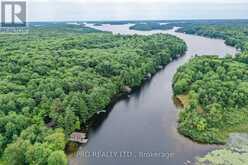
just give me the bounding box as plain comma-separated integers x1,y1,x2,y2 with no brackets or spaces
173,22,248,144
0,24,186,164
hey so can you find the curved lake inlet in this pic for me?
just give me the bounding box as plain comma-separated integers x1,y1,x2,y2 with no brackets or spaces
69,24,237,165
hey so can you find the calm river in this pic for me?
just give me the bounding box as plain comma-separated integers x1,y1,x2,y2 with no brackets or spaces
69,24,237,165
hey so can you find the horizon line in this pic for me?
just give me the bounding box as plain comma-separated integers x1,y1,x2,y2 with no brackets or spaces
27,18,248,23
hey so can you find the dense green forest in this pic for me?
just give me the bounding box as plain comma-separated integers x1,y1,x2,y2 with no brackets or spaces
0,24,186,164
177,21,248,51
173,22,248,144
129,20,248,51
171,21,248,164
173,55,248,143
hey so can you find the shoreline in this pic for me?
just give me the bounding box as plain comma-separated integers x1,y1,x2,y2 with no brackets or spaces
68,23,238,165
66,53,186,155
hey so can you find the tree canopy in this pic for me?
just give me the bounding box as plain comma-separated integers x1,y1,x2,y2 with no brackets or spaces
0,23,186,164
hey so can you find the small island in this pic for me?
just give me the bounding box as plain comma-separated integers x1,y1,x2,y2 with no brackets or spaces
129,22,174,31
93,23,103,26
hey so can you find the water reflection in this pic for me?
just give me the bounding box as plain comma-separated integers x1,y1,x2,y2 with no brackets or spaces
69,24,237,165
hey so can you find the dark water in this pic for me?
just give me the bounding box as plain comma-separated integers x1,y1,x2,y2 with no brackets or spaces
69,24,237,165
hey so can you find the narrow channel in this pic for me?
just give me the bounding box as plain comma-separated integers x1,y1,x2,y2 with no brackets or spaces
69,24,237,165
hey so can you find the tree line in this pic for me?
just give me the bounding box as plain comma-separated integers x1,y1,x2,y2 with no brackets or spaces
173,22,248,144
177,22,248,51
0,24,187,164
